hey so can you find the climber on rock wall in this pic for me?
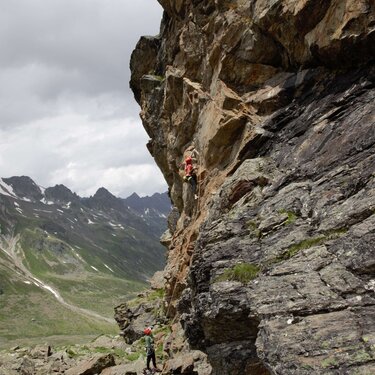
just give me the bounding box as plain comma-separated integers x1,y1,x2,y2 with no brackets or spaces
183,147,200,200
183,156,198,199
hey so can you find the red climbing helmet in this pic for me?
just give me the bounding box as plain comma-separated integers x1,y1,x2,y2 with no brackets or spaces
185,156,192,164
144,327,152,335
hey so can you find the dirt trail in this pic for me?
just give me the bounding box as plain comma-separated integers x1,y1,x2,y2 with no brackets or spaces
0,235,114,324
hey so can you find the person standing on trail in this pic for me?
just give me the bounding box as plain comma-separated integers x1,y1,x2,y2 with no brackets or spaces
144,327,160,373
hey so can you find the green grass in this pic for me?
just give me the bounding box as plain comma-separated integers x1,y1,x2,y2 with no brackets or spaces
127,288,164,308
278,209,297,224
265,236,326,266
0,284,117,349
246,210,297,240
215,263,260,284
0,335,99,351
20,228,79,276
321,357,339,368
125,288,166,322
268,228,349,265
285,236,325,258
62,343,132,361
17,211,165,283
153,325,171,336
156,342,164,357
325,228,348,238
0,238,143,348
46,275,146,317
148,288,165,300
126,352,142,361
15,227,148,317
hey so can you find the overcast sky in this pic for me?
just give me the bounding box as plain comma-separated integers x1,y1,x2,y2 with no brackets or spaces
0,0,166,198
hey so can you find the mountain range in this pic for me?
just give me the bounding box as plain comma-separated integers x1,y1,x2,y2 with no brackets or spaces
0,175,170,348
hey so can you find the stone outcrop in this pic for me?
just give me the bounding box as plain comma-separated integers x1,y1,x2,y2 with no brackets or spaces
130,0,375,374
114,301,160,344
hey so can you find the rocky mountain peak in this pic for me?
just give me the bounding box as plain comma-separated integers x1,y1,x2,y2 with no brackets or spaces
2,176,43,201
83,187,124,212
93,187,115,199
127,192,140,201
123,191,171,216
44,184,78,204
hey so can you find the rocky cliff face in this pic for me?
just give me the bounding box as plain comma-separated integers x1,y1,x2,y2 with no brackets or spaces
130,1,375,374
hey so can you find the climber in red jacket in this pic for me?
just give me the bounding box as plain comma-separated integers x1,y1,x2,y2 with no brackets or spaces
183,156,198,199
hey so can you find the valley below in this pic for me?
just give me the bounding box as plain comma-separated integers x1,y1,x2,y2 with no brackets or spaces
0,233,114,324
0,176,170,349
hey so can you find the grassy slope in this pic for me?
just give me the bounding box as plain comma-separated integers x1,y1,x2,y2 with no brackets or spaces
0,196,166,349
0,263,117,350
45,275,145,317
0,227,150,349
19,228,149,317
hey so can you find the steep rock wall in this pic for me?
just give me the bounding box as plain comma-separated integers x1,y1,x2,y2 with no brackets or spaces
130,1,375,374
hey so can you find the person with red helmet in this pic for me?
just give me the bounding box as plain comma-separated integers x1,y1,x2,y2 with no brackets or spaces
143,327,161,373
183,155,198,199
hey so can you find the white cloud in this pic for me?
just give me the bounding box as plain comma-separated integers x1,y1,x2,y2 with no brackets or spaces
0,114,166,197
53,164,166,198
0,0,167,197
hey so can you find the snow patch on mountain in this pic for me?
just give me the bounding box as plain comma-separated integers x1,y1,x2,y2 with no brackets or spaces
104,264,114,273
73,251,85,262
0,179,16,198
40,198,54,205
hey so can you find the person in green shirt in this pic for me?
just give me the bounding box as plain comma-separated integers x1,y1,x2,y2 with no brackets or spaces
144,327,160,373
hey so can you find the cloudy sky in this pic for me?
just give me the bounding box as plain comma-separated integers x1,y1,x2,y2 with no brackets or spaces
0,0,166,198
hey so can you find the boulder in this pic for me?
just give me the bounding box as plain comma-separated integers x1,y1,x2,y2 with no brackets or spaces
101,357,145,375
29,345,52,360
114,298,163,344
65,354,115,375
150,270,166,290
